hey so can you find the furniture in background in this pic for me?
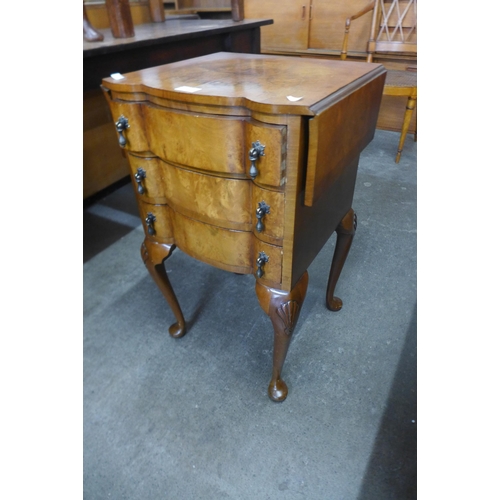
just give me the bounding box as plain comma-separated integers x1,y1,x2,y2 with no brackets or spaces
148,0,166,22
101,52,386,401
244,0,369,55
83,2,104,42
244,0,416,139
341,0,416,163
105,0,135,38
175,0,230,12
230,0,244,21
83,18,272,199
243,0,415,63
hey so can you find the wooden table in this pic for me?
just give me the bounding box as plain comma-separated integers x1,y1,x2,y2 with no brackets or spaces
84,19,273,199
101,52,386,401
84,19,273,91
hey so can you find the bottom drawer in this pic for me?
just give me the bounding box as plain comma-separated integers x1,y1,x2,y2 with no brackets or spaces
171,212,283,284
136,201,283,284
171,211,254,275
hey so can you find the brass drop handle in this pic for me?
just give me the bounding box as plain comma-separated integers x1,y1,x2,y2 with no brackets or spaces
115,115,129,147
256,201,270,233
256,251,269,278
145,212,156,236
134,167,146,195
248,141,265,180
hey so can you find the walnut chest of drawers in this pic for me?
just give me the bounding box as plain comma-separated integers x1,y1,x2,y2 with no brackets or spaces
102,52,386,401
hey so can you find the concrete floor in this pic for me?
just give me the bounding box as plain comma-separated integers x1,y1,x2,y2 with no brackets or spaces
83,129,417,499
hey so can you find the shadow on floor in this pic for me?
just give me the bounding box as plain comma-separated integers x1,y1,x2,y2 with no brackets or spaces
83,179,140,263
357,303,417,500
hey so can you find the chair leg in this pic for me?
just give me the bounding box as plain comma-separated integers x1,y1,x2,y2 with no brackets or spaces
396,95,417,163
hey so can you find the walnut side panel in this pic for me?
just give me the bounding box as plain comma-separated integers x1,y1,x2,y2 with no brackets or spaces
291,154,360,289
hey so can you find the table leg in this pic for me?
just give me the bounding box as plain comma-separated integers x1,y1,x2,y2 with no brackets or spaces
256,272,309,402
326,208,357,312
141,240,186,338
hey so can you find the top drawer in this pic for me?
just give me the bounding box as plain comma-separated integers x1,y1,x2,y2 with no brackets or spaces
106,99,286,187
143,105,246,176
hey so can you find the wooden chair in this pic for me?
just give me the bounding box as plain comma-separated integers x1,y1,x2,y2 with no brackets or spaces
341,0,417,163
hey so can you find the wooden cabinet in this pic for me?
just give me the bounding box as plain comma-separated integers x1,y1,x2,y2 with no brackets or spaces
244,0,310,51
101,52,386,401
245,0,373,56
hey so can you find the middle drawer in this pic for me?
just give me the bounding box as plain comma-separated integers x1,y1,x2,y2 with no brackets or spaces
128,154,252,231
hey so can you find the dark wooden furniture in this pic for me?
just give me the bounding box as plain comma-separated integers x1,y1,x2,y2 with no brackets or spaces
105,0,135,38
101,52,386,401
148,0,166,22
342,0,417,163
84,19,273,199
84,19,273,91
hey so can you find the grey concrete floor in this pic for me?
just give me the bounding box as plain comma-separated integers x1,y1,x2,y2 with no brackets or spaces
83,129,417,499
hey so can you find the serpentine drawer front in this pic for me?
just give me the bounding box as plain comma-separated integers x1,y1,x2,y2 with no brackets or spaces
101,52,386,401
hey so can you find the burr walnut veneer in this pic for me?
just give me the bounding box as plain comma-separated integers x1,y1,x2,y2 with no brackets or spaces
102,52,386,401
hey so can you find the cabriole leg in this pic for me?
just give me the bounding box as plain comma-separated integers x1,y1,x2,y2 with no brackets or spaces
326,208,357,312
256,272,309,402
141,240,186,338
